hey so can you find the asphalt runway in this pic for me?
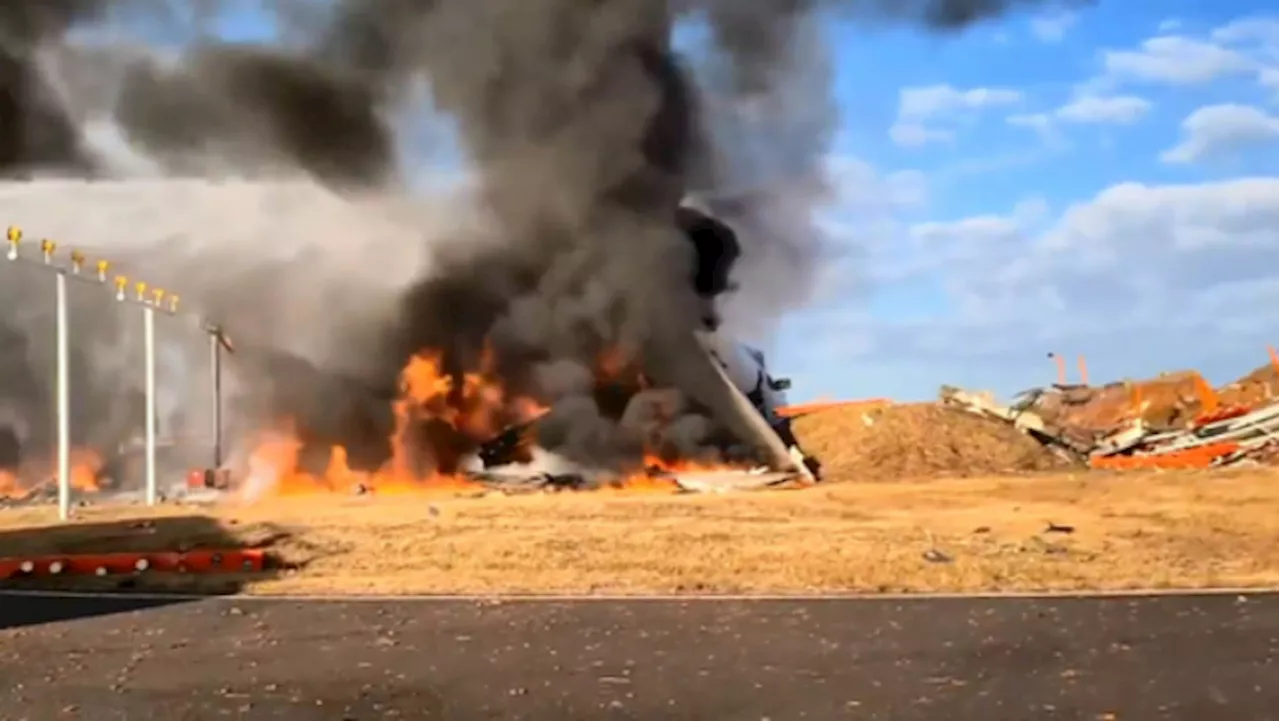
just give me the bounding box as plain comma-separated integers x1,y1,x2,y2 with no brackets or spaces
0,592,1275,721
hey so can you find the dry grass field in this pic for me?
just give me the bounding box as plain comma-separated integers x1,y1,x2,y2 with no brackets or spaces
1,466,1275,596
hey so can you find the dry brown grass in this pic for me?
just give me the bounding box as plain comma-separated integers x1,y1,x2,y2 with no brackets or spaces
1,466,1275,596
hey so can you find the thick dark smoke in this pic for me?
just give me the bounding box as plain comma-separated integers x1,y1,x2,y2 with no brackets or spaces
0,0,1074,481
303,0,1078,471
115,44,396,185
0,0,106,175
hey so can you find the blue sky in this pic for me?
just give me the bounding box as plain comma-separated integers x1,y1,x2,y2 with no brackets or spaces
180,1,1280,404
761,1,1279,402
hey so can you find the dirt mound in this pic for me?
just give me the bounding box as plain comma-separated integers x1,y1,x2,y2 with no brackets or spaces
793,402,1073,482
1218,363,1279,410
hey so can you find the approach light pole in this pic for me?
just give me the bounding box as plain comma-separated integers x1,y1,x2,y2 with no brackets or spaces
203,321,234,471
5,225,189,519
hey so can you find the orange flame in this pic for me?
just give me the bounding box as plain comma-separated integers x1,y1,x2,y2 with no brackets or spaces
603,452,751,494
241,348,550,500
68,449,103,492
0,448,102,499
596,345,649,390
0,469,18,498
239,341,759,500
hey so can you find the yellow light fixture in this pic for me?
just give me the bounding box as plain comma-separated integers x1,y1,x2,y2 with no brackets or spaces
5,226,19,261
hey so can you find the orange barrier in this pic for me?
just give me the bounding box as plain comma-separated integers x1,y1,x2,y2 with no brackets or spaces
1089,441,1241,470
0,548,267,580
1193,406,1249,426
776,398,892,419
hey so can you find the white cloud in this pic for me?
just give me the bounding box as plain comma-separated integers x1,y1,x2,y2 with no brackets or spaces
824,157,931,214
1012,196,1051,228
1039,178,1279,253
909,215,1024,267
798,157,931,292
911,215,1019,242
1259,67,1279,90
1029,10,1078,43
1095,17,1277,93
1211,16,1280,46
1102,36,1259,85
888,122,953,148
1055,95,1152,124
1005,112,1065,148
890,84,1022,148
814,177,1279,394
1005,95,1150,147
1211,16,1280,93
898,85,1023,117
1160,103,1280,164
1007,113,1052,130
883,170,931,209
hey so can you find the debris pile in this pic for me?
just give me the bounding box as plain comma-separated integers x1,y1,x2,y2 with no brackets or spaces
792,402,1075,482
1217,363,1280,410
1032,370,1213,432
940,361,1280,470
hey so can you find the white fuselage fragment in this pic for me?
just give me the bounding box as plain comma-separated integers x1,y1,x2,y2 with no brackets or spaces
696,329,789,424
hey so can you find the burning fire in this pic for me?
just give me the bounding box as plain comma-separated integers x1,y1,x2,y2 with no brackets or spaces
241,348,548,500
0,469,17,498
240,344,747,501
0,449,103,500
69,449,103,493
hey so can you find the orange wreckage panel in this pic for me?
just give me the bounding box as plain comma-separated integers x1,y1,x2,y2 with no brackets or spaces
1088,441,1241,470
776,398,892,418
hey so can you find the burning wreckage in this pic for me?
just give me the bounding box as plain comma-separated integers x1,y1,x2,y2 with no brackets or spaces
1,205,818,507
465,206,824,494
171,204,822,501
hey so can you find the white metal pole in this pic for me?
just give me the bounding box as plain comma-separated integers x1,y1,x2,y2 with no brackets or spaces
143,304,157,506
55,272,71,522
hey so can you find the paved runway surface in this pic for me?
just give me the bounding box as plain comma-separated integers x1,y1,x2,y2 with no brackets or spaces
1,592,1275,720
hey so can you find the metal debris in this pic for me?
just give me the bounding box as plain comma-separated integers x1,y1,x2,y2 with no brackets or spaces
922,549,953,564
468,471,593,494
940,383,1279,470
667,469,799,493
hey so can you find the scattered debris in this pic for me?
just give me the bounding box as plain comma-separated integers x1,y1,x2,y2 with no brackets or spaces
468,467,798,494
469,471,593,494
922,549,953,564
0,482,217,510
663,469,799,493
940,361,1280,471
